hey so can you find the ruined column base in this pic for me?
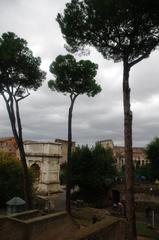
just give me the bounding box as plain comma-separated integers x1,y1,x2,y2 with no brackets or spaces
37,182,63,195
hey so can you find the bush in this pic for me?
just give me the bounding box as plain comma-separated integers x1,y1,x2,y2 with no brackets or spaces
145,137,159,179
0,151,33,207
134,164,152,181
70,144,117,204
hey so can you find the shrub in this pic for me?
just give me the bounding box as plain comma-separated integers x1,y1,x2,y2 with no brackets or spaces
0,151,33,206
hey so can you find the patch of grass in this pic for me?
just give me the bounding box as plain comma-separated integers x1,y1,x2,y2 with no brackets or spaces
137,222,159,239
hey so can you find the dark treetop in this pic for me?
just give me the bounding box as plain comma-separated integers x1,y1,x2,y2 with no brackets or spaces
0,32,45,97
48,54,101,97
57,0,159,65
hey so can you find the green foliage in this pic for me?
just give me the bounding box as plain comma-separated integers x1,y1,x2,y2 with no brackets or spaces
145,137,159,179
48,54,101,97
0,151,33,206
136,222,159,239
70,144,116,202
57,0,159,63
134,164,152,180
118,165,125,177
0,32,45,207
0,32,46,94
119,162,152,180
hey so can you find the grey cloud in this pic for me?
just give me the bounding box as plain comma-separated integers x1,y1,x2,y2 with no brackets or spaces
131,52,159,101
0,0,159,147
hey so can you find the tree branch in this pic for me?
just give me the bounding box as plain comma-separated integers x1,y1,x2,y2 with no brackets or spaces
1,91,19,140
13,84,21,97
70,93,73,101
1,91,9,104
129,53,149,68
17,92,30,102
14,97,23,140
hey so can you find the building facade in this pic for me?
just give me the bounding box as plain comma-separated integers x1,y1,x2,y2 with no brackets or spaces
0,137,18,158
98,139,148,171
55,139,76,164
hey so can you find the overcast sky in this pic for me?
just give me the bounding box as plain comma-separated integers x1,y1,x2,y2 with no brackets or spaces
0,0,159,147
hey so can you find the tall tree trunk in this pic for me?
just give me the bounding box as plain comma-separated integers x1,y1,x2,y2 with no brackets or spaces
66,95,76,214
17,139,32,209
15,100,32,209
123,60,137,240
3,94,32,208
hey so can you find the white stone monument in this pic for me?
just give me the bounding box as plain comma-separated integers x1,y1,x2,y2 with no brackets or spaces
24,141,62,195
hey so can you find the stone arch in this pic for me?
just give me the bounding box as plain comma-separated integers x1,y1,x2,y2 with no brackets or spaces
30,163,40,182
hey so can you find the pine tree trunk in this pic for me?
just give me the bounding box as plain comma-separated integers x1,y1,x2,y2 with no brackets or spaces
123,60,137,240
15,99,32,208
3,95,32,208
17,138,32,209
66,97,75,214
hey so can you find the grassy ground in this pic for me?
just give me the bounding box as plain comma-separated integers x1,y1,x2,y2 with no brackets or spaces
137,222,159,240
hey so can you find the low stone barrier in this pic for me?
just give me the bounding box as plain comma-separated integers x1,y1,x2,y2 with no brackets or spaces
0,210,126,240
0,211,79,240
68,217,126,240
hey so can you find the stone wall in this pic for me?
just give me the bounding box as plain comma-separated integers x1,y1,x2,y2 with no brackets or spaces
0,211,79,240
0,211,126,240
135,192,159,202
70,218,126,240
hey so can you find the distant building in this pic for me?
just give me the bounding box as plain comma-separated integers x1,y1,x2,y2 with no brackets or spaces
55,139,76,164
0,137,18,158
98,139,148,171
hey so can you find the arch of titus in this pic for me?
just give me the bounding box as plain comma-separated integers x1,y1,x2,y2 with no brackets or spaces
24,141,62,195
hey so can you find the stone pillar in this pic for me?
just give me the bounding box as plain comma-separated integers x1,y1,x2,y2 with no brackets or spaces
39,157,61,194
